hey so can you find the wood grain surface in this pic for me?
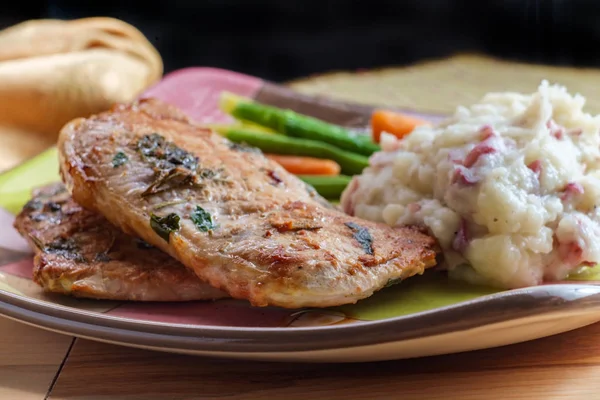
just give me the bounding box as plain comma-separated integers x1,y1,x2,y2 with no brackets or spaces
4,54,600,399
48,322,600,399
0,318,73,400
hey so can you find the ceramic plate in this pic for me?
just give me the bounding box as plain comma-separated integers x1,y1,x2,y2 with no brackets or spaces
2,68,600,363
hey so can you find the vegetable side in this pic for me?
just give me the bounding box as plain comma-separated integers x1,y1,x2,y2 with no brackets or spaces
215,91,424,201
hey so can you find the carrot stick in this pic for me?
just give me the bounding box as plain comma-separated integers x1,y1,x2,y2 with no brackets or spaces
371,110,431,143
265,154,341,176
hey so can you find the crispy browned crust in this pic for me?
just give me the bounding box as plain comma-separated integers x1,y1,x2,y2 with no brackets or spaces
58,98,440,308
13,182,227,301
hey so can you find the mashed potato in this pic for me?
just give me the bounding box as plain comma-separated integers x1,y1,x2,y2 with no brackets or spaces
341,81,600,289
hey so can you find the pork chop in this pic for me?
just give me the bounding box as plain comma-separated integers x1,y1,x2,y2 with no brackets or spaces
13,182,228,301
58,98,440,308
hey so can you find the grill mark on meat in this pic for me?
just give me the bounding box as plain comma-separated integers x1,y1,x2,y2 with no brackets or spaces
13,182,228,302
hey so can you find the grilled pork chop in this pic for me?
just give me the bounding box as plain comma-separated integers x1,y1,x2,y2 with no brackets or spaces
13,182,227,301
58,98,439,308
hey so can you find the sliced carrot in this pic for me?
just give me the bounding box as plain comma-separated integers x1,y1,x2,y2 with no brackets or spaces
370,109,431,143
265,154,341,176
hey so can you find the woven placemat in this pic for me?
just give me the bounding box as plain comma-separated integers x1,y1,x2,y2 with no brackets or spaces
288,53,600,115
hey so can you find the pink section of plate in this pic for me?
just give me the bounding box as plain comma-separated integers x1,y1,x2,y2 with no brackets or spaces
141,67,264,123
108,300,291,328
0,259,33,279
0,208,30,253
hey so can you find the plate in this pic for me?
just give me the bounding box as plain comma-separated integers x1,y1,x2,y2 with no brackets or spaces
2,67,600,363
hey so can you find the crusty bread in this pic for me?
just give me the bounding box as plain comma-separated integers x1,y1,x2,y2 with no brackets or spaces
0,17,163,137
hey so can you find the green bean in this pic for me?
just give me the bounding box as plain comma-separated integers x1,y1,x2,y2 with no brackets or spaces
224,129,369,176
297,175,352,200
224,94,380,156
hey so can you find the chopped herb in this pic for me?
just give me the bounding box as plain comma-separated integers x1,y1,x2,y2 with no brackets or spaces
150,213,180,242
112,151,129,168
344,222,374,255
191,206,216,232
135,238,155,249
24,199,43,211
137,133,164,158
136,133,203,196
137,133,198,170
168,147,198,170
141,167,201,197
384,278,403,288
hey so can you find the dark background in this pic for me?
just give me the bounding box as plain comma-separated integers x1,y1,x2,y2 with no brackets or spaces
2,1,598,82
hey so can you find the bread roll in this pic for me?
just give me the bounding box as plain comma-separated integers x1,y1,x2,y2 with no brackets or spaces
0,17,163,136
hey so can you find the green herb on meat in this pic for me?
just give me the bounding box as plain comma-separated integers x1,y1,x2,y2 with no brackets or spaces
137,133,198,170
344,222,374,255
150,212,181,242
137,133,163,158
384,278,403,288
141,166,201,197
136,133,205,196
112,151,129,168
191,206,216,232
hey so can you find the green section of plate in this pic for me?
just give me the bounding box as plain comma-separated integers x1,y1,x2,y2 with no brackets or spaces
566,265,600,281
0,147,61,214
337,273,500,320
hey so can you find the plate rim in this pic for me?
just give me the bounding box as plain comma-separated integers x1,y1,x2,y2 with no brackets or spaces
1,283,600,353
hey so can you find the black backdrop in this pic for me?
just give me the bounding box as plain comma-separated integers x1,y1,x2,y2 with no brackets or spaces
2,1,599,82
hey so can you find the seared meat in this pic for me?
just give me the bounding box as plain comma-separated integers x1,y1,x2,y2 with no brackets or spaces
58,98,439,308
13,182,227,301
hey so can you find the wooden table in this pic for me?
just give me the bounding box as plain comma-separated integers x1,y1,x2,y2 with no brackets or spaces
4,54,600,399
